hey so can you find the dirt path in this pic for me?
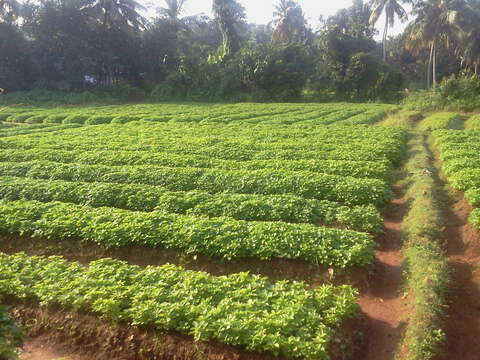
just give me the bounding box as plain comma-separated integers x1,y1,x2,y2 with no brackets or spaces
20,339,88,360
358,183,408,360
439,189,480,359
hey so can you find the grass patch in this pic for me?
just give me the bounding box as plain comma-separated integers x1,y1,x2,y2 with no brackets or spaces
379,111,423,129
399,133,450,360
418,112,464,131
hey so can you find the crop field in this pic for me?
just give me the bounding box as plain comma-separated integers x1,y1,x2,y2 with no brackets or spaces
0,102,410,359
5,104,480,360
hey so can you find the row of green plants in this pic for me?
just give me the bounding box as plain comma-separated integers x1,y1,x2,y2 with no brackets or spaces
0,124,81,137
433,131,480,191
2,120,405,147
0,119,400,144
0,149,394,182
4,139,401,164
58,117,403,142
0,160,393,206
417,112,464,132
0,199,375,266
241,108,338,126
0,127,406,164
432,130,480,231
328,109,393,126
0,252,360,359
0,176,383,234
0,102,395,126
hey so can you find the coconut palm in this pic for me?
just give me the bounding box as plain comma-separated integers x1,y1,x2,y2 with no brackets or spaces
83,0,146,84
212,0,245,61
455,1,480,73
369,0,409,62
159,0,187,25
405,0,466,88
85,0,147,31
271,0,308,44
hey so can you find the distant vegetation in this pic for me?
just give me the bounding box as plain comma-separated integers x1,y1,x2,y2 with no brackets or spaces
1,0,479,105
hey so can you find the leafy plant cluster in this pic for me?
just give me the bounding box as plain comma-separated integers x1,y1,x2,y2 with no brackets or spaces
0,305,23,360
0,124,406,167
0,160,392,206
0,199,376,266
0,252,360,360
417,112,464,131
0,177,383,235
0,102,397,127
0,149,394,182
432,130,480,229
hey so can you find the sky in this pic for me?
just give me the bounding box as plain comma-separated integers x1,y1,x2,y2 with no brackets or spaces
144,0,411,39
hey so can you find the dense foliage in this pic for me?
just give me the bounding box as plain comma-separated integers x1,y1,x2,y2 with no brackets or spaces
0,0,418,103
403,73,480,111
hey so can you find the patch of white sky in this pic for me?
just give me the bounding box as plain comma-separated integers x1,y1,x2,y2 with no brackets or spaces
142,0,412,40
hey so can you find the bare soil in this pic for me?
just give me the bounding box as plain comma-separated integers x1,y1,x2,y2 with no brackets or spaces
10,303,366,360
427,141,480,359
358,183,408,360
440,193,480,359
20,338,88,360
0,233,369,288
12,304,282,360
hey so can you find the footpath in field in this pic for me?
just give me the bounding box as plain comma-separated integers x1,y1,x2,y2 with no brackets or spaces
387,111,480,360
358,179,407,360
427,125,480,359
440,178,480,359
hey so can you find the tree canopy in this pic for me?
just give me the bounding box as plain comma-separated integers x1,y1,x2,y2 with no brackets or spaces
1,0,480,101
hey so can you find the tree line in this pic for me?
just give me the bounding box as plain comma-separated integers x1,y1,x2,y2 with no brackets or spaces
1,0,480,102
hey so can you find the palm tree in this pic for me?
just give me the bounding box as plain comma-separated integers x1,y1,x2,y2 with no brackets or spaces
271,0,308,44
156,0,190,68
369,0,409,62
0,0,19,23
83,0,146,84
158,0,188,46
85,0,147,31
405,0,466,88
456,28,480,74
212,0,245,61
159,0,187,25
456,1,480,74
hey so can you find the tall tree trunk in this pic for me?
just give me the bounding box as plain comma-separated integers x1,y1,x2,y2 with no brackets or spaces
383,14,388,62
427,41,434,89
102,9,109,86
475,62,478,75
432,41,437,89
